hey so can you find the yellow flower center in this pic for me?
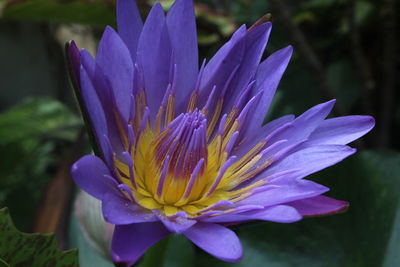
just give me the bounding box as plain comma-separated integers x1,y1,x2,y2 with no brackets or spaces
113,89,269,217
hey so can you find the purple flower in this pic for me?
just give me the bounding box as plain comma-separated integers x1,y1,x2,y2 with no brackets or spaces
67,0,374,264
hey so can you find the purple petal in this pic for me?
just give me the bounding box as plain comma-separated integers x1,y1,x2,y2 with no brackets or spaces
117,0,143,62
112,222,170,265
79,67,109,160
308,115,375,145
263,144,356,179
97,26,134,120
267,100,336,146
183,223,243,262
243,46,293,137
66,41,80,88
71,155,116,200
238,177,329,207
222,23,272,113
234,114,295,157
242,205,302,223
198,25,247,107
156,211,197,234
102,192,157,225
203,205,302,224
89,62,126,157
80,49,95,78
137,3,172,120
166,0,198,109
288,195,349,216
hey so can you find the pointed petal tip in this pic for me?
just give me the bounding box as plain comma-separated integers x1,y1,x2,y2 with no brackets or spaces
289,195,350,217
308,198,349,217
314,99,336,112
152,1,164,10
249,13,273,32
104,25,116,34
66,40,77,50
285,44,294,54
274,45,293,61
326,98,337,105
266,44,293,64
65,40,80,70
364,115,376,129
344,146,357,156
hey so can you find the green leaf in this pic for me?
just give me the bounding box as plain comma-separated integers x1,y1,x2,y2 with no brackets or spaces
0,98,81,144
0,207,78,266
194,151,400,266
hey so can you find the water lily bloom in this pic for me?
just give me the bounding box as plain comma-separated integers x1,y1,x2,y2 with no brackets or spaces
67,0,374,264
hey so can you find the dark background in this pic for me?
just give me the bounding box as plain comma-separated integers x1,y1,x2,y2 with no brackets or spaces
0,0,399,266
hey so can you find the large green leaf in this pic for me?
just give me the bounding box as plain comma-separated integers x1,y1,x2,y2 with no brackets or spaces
194,151,400,267
0,207,78,266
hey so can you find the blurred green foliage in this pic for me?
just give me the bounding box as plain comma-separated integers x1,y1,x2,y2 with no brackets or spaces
0,98,81,230
2,0,115,26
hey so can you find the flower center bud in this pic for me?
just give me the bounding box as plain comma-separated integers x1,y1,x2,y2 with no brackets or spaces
154,110,207,180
